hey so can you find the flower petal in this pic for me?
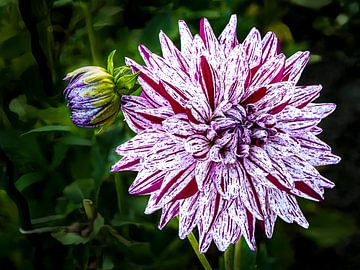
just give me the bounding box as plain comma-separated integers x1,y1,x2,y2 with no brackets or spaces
242,27,262,69
261,32,279,63
289,85,322,109
276,106,321,133
144,138,194,171
159,30,190,72
116,130,165,156
111,156,141,172
253,82,294,114
223,44,249,104
282,51,310,83
251,54,285,86
159,201,180,229
179,193,201,239
129,169,166,195
155,164,196,206
200,18,219,59
218,14,238,56
302,103,336,119
178,20,193,60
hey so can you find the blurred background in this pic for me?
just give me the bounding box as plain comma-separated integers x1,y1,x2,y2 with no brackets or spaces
0,0,359,269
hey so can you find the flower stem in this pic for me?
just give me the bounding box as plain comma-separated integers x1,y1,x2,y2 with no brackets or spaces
224,244,234,270
114,174,123,215
80,2,100,65
234,238,242,270
187,231,212,270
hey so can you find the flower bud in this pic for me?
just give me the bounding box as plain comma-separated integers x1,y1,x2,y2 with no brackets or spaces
63,50,140,128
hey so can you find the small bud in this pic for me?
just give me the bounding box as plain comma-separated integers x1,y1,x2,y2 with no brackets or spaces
63,50,140,128
63,66,120,128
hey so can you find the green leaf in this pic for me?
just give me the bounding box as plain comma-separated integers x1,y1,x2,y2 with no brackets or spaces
15,172,44,191
22,125,72,136
102,256,114,270
58,135,93,146
301,209,356,247
239,237,256,270
51,230,88,245
63,178,96,204
107,50,116,75
290,0,332,9
51,214,104,245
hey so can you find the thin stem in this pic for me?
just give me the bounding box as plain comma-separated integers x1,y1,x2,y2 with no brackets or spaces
187,231,212,270
81,2,100,65
234,238,242,270
224,244,234,270
114,174,123,215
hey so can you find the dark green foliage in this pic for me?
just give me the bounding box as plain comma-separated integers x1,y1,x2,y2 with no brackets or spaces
0,0,359,269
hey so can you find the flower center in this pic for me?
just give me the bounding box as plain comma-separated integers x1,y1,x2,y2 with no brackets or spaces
185,104,277,163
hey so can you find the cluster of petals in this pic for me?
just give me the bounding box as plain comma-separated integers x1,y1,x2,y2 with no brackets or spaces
112,15,340,253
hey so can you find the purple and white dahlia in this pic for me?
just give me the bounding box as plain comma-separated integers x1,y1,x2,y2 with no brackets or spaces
112,15,340,252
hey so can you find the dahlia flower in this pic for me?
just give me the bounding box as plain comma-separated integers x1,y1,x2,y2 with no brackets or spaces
64,51,140,128
112,15,340,252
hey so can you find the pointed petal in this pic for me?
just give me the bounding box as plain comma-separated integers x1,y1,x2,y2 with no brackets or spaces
294,132,331,151
198,222,214,253
242,27,262,69
179,20,193,59
276,106,321,133
300,148,341,166
194,159,213,190
218,14,238,56
179,193,200,239
159,201,180,229
223,44,249,104
159,30,190,72
129,169,166,195
144,139,194,171
268,189,309,228
302,103,336,119
253,82,294,114
282,51,310,83
212,211,238,252
125,57,169,107
251,54,285,86
144,192,162,214
289,85,322,109
200,18,219,58
162,114,194,137
155,165,196,206
111,156,141,172
199,56,216,110
116,130,165,156
261,32,279,63
121,95,173,132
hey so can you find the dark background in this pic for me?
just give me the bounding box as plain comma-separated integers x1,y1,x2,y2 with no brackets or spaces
0,0,359,269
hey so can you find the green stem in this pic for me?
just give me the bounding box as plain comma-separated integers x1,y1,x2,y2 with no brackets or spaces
224,244,234,270
114,174,123,215
187,231,212,270
234,238,242,270
81,2,100,65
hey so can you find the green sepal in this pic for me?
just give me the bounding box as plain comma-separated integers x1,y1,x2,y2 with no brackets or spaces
107,50,117,75
113,66,131,82
116,71,141,94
